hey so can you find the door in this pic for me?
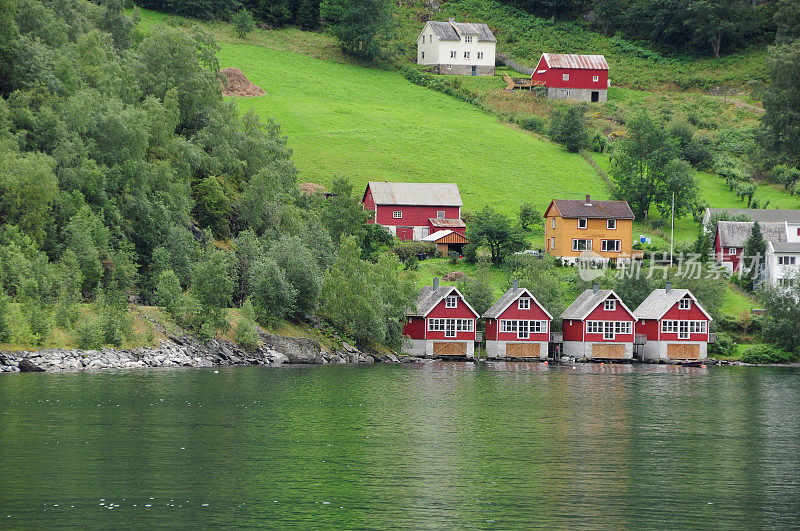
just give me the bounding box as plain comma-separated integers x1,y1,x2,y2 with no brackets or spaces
396,227,413,241
592,343,625,359
667,344,700,360
433,342,467,356
507,342,539,358
591,91,599,102
471,65,477,76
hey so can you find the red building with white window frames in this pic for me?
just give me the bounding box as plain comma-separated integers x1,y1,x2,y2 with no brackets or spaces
362,182,465,242
483,280,552,359
714,220,787,273
633,283,713,361
561,283,636,360
530,53,609,102
403,278,479,357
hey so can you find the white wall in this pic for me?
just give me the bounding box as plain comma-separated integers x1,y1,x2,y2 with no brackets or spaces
765,248,800,287
417,22,495,67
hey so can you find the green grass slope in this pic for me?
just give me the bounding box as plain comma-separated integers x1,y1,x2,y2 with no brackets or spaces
216,43,605,215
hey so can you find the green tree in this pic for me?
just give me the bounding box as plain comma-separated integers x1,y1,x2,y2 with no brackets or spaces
467,206,526,264
232,8,256,38
0,150,57,245
297,0,320,29
742,221,767,291
760,274,800,354
657,159,698,218
761,40,800,169
155,269,183,316
685,0,746,58
320,0,395,61
518,202,540,231
266,235,322,318
774,0,800,45
548,106,589,153
190,248,235,338
234,298,261,349
194,176,231,238
318,176,371,244
248,256,297,323
0,289,10,342
458,264,494,317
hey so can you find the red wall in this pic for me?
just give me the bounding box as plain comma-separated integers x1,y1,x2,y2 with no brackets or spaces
425,294,477,341
659,301,710,341
530,56,608,90
486,298,550,341
485,319,498,340
562,318,583,342
403,315,426,340
635,319,659,341
363,188,377,223
715,230,742,271
375,205,461,227
583,300,635,343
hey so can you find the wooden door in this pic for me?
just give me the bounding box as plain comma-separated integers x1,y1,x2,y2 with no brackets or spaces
396,227,413,241
667,343,700,360
506,342,539,358
592,343,625,359
433,342,467,356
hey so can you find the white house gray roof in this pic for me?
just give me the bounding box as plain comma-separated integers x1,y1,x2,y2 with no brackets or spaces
561,289,633,321
716,221,787,248
769,241,800,253
366,182,463,207
427,20,496,42
633,289,712,321
707,208,800,224
483,287,553,320
407,284,479,318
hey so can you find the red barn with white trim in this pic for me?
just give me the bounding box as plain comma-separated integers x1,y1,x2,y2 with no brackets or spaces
403,278,479,357
483,281,552,359
530,53,609,102
362,182,465,241
561,284,635,359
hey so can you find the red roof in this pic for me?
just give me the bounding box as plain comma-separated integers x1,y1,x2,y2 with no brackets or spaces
543,53,608,70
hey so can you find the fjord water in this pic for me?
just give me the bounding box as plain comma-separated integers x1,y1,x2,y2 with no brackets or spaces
1,363,798,528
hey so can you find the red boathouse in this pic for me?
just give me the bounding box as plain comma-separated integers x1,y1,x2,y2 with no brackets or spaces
561,283,635,359
530,53,609,102
483,280,552,359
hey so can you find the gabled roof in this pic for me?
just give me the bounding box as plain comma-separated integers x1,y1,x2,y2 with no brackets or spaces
769,241,800,253
483,286,553,320
545,197,634,220
633,289,713,321
421,230,469,244
716,221,787,248
561,289,634,321
429,218,466,229
407,284,479,318
365,182,463,207
426,20,496,42
542,53,609,70
706,208,800,224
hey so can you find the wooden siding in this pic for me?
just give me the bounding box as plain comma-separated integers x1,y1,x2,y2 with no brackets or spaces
433,342,468,356
507,342,540,357
592,343,625,358
544,213,633,260
667,343,700,359
530,55,609,90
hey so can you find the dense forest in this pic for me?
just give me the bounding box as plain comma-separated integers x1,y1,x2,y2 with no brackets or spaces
0,0,414,348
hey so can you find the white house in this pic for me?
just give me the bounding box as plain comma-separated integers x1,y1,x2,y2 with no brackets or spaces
764,241,800,290
416,18,496,76
703,208,800,240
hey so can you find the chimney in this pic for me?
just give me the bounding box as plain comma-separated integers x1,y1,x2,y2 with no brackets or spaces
512,279,519,291
666,281,672,293
433,277,440,290
585,194,592,206
593,281,599,294
449,16,455,23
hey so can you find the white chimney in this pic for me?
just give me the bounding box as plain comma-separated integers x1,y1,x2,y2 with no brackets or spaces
433,277,440,290
593,282,599,294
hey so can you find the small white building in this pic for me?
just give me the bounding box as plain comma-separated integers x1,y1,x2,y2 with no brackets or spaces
764,241,800,290
416,18,496,76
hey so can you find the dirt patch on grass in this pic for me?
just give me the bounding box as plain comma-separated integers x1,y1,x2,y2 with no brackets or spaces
300,182,327,195
441,271,470,282
220,67,265,97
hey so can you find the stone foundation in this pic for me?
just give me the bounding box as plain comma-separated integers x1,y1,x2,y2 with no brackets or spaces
547,87,607,103
433,64,494,76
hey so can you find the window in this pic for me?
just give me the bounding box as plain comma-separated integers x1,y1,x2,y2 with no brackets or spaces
445,296,458,308
421,35,425,44
500,320,547,338
572,239,592,251
477,52,484,59
679,299,691,310
661,320,706,336
678,321,689,339
607,219,616,230
564,90,571,96
537,70,546,74
550,237,555,250
578,218,588,229
464,51,470,59
429,318,473,335
446,64,452,70
420,51,424,59
587,321,630,338
430,34,433,42
593,75,599,82
601,240,621,252
437,211,446,219
518,298,530,310
445,319,456,337
451,50,456,58
393,211,402,219
604,300,616,311
552,218,556,229
797,227,800,237
518,320,529,339
728,247,737,255
563,73,570,81
465,35,472,43
779,256,797,265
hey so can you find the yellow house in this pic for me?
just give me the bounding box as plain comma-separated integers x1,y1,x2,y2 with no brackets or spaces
544,195,635,263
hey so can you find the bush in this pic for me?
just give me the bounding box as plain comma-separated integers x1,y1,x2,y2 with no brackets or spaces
234,299,261,350
393,241,437,262
708,332,737,358
0,291,10,343
24,301,52,346
741,344,798,364
97,291,131,347
231,8,256,38
516,115,545,133
75,318,104,350
155,270,183,316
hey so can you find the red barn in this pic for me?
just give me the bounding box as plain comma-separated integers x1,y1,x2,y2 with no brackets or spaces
561,283,635,360
483,281,552,359
634,284,712,361
403,278,479,358
362,182,465,242
530,53,609,102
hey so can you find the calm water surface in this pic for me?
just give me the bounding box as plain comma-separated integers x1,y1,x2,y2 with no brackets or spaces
0,362,798,528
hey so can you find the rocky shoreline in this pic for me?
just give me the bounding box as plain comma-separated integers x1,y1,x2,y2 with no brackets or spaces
0,332,415,373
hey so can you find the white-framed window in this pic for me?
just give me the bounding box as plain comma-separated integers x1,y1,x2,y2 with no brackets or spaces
500,320,547,338
464,51,470,59
393,211,402,219
551,218,556,229
450,50,456,58
477,52,483,59
564,89,572,96
607,219,616,230
779,256,797,265
679,299,691,310
578,218,588,229
421,35,425,44
437,211,445,219
445,296,458,308
518,298,530,310
587,321,631,339
429,318,473,335
601,240,621,252
550,237,555,250
445,319,456,337
593,75,599,82
537,69,546,74
728,247,737,254
446,64,452,70
430,34,433,41
572,239,592,251
421,51,424,59
563,73,569,81
428,318,444,331
465,35,472,43
661,320,706,336
604,300,616,311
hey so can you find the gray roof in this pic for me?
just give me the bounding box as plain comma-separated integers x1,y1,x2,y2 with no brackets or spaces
717,221,787,248
549,197,634,220
543,53,609,70
633,289,712,321
407,284,478,317
561,289,633,320
707,208,800,224
770,241,800,253
366,182,463,207
427,20,496,42
483,287,553,320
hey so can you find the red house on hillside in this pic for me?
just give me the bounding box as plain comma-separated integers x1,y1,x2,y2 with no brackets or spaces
403,278,479,358
561,283,635,359
530,53,609,102
483,281,552,359
633,283,713,361
362,182,465,241
714,220,786,273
